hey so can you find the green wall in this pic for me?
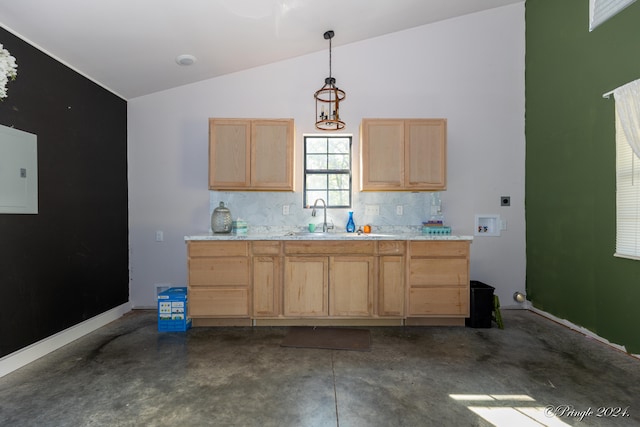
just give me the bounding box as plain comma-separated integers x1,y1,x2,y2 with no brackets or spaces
526,0,640,353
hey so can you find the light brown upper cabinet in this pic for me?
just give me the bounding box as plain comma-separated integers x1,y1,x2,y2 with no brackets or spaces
360,118,446,191
209,118,294,191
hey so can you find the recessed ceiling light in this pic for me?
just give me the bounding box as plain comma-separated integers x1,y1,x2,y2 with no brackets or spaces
175,54,196,66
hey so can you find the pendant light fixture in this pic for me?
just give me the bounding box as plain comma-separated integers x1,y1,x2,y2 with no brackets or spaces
314,30,346,131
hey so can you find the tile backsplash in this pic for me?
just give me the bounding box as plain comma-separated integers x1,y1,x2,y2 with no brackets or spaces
209,191,441,232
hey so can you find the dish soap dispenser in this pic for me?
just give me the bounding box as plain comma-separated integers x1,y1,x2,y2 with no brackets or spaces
346,211,356,233
211,202,232,233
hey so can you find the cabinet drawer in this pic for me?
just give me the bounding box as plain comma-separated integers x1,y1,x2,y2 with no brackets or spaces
410,241,468,257
189,288,250,317
189,257,250,286
410,258,468,286
408,287,469,316
378,241,406,255
189,241,249,257
252,241,282,255
285,241,375,255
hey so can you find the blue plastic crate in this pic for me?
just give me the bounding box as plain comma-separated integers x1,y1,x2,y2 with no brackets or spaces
158,318,192,332
422,226,452,235
157,287,191,332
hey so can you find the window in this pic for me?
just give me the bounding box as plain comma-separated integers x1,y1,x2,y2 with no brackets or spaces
589,0,637,31
614,79,640,259
304,135,352,208
616,110,640,259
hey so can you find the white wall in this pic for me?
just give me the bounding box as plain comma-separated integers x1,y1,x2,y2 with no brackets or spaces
128,3,526,308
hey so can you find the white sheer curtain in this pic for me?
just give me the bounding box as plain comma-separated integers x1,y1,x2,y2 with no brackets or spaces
613,79,640,157
614,78,640,259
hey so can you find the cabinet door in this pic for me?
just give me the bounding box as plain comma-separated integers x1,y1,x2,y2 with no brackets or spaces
283,257,328,316
405,119,446,190
253,256,281,317
209,119,251,189
329,256,374,317
360,119,404,190
379,255,404,317
251,120,293,190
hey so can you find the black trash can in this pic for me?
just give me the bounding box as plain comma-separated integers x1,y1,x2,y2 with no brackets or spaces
466,280,495,328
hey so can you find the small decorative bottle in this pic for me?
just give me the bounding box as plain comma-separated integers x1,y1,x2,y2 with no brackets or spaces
211,202,232,233
346,211,356,232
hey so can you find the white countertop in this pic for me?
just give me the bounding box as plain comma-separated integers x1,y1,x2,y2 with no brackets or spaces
185,226,473,241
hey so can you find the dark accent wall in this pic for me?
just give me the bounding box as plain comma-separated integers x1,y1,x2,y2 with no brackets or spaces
0,28,128,357
526,1,640,352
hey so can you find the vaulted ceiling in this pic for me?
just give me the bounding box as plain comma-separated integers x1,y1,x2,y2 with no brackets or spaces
0,0,522,99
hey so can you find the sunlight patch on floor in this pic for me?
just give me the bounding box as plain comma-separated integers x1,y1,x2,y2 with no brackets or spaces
450,394,571,427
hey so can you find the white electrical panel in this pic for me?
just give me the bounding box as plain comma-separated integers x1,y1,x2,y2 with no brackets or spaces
0,125,38,214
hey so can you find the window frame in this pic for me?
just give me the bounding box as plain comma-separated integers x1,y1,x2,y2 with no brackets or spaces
303,135,353,209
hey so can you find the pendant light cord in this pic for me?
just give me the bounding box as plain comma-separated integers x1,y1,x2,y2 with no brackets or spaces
329,35,332,81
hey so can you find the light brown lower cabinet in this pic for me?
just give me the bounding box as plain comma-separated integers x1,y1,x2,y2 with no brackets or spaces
282,241,377,319
281,255,382,318
252,242,282,317
378,255,405,316
377,241,406,317
407,241,470,322
189,288,250,317
187,241,251,324
186,239,470,326
329,256,374,317
283,256,329,316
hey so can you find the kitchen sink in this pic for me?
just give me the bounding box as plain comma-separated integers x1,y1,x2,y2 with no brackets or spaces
286,231,394,239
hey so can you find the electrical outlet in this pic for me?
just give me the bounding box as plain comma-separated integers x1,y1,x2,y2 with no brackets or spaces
396,205,403,215
282,204,290,215
155,230,164,242
501,196,511,207
365,205,380,216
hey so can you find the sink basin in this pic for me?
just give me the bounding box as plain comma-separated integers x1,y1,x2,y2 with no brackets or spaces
288,231,334,238
335,232,392,238
286,231,393,239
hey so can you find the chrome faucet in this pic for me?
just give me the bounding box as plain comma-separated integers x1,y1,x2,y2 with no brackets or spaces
311,198,331,232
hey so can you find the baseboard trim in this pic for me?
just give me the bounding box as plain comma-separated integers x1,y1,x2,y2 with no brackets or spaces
0,302,132,378
528,306,640,360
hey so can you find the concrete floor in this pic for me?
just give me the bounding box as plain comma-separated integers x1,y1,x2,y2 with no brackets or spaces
1,310,639,427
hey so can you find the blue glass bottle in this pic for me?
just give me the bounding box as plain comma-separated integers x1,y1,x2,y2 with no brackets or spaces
346,211,356,232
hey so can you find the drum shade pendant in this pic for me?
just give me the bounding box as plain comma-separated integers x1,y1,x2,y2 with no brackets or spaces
314,30,346,131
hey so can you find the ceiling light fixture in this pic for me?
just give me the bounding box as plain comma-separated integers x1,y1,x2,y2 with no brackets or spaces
175,54,197,66
314,30,345,131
